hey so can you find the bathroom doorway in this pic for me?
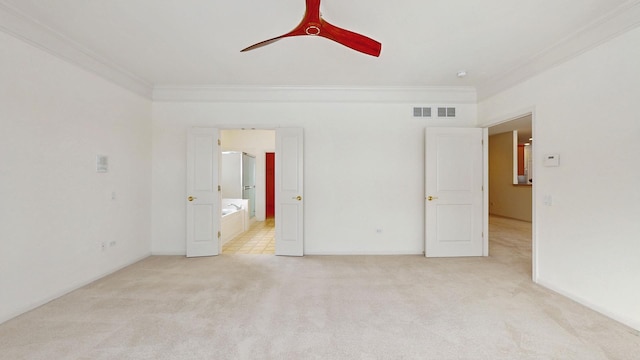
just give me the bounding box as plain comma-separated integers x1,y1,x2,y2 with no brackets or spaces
220,129,276,255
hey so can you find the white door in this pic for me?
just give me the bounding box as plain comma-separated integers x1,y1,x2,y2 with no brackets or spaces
425,128,484,257
186,128,221,257
275,128,304,256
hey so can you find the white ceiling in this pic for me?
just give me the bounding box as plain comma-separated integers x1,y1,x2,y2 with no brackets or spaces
1,0,639,98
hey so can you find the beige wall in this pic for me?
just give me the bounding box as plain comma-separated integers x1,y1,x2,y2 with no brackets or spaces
489,132,532,221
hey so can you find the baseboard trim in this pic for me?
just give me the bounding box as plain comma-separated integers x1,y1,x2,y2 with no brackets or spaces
150,251,186,256
304,251,423,256
536,278,640,333
0,252,151,325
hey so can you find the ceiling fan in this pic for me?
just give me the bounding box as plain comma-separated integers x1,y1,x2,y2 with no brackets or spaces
241,0,382,57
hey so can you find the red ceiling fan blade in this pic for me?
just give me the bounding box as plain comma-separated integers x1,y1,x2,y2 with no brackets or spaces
320,20,381,57
241,0,381,57
241,0,319,53
241,35,287,52
303,0,321,23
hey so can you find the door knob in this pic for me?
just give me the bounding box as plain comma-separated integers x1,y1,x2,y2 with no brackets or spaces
427,196,438,201
293,196,302,201
188,196,197,202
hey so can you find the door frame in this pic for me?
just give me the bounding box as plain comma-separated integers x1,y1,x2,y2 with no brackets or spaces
215,126,302,255
482,109,538,282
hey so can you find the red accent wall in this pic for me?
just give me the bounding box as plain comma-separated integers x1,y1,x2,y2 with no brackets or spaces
265,152,275,218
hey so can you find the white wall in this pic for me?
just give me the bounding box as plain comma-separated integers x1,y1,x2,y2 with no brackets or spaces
0,32,152,323
151,93,477,255
479,27,640,330
221,130,275,221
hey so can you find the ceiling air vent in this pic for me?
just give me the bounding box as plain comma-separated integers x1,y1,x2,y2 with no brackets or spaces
413,107,432,117
437,107,456,118
447,107,456,117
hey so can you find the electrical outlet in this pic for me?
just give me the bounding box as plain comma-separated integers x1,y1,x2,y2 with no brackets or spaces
109,241,116,247
376,228,383,234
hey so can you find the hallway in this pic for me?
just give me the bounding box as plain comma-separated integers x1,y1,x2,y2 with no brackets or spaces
488,214,532,275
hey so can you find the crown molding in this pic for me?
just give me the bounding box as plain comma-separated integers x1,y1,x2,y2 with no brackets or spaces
0,2,153,99
152,85,477,104
477,0,640,100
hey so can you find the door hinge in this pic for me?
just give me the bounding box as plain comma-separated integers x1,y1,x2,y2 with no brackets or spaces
217,231,221,239
218,185,221,191
218,139,221,146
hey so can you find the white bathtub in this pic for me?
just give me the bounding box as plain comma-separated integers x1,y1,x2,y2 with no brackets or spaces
221,208,244,245
221,199,248,245
222,208,239,216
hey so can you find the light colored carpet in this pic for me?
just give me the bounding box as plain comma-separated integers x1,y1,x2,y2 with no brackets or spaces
1,217,639,359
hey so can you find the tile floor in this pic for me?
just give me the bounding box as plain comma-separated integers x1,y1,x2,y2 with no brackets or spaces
222,218,275,254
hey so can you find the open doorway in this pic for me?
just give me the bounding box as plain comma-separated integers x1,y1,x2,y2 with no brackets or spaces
219,129,276,255
487,114,535,278
186,127,303,257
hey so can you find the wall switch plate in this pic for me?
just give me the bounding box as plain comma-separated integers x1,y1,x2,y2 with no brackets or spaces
543,154,560,167
96,155,108,173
